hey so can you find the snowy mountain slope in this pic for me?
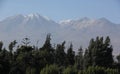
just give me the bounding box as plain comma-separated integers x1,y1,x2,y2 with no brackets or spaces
0,14,60,40
0,14,59,32
0,14,120,55
59,17,120,54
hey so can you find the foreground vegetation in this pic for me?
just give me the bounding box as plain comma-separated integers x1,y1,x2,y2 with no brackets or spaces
0,34,120,74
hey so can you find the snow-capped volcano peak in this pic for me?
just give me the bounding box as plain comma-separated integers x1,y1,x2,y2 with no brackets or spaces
26,13,40,18
24,13,51,21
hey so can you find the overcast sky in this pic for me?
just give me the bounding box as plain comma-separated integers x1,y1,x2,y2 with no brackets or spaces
0,0,120,23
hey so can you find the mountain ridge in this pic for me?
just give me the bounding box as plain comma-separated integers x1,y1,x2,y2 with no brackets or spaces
0,13,119,55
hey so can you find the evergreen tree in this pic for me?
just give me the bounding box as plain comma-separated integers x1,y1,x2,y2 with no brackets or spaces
40,65,59,74
84,38,95,68
9,40,17,63
117,54,120,63
75,46,83,70
0,48,10,74
0,41,3,51
84,36,114,68
84,49,90,69
22,38,31,47
9,63,24,74
66,43,75,66
40,34,55,64
9,40,17,53
63,65,77,74
55,41,66,66
40,34,54,52
26,66,36,74
0,35,119,74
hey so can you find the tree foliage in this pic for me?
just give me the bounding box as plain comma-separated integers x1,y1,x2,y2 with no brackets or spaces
0,35,119,74
84,36,113,68
40,64,59,74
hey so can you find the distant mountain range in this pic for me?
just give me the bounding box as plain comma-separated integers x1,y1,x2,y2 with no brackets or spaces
0,13,120,55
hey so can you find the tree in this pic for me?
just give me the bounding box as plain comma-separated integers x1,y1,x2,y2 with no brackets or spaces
0,35,119,74
66,43,75,66
9,63,24,74
116,54,120,74
55,41,66,66
0,41,3,51
99,36,113,67
0,48,10,74
117,54,120,63
22,38,31,46
40,34,55,64
26,66,36,74
84,38,95,69
9,40,17,63
16,38,33,53
40,65,59,74
84,36,114,68
105,68,119,74
9,40,17,53
78,66,119,74
63,66,77,74
40,34,53,52
75,46,83,70
17,45,33,53
84,49,90,69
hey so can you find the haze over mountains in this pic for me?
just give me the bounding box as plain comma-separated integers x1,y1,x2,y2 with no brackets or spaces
0,13,120,55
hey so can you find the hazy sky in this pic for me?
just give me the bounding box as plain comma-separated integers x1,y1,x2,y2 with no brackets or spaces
0,0,120,23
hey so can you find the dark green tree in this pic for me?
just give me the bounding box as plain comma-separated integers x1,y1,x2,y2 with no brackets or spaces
26,66,36,74
9,40,17,63
40,65,59,74
55,41,66,66
9,40,17,53
84,36,114,68
84,38,95,69
0,35,119,74
0,41,3,51
9,63,24,74
40,34,54,52
117,54,120,63
98,36,113,67
0,48,10,74
75,46,83,70
63,65,77,74
66,43,75,66
40,34,55,64
22,38,31,46
84,49,90,69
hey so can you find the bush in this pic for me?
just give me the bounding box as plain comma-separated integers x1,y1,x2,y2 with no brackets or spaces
40,64,59,74
26,67,36,74
78,66,119,74
63,66,77,74
105,68,119,74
